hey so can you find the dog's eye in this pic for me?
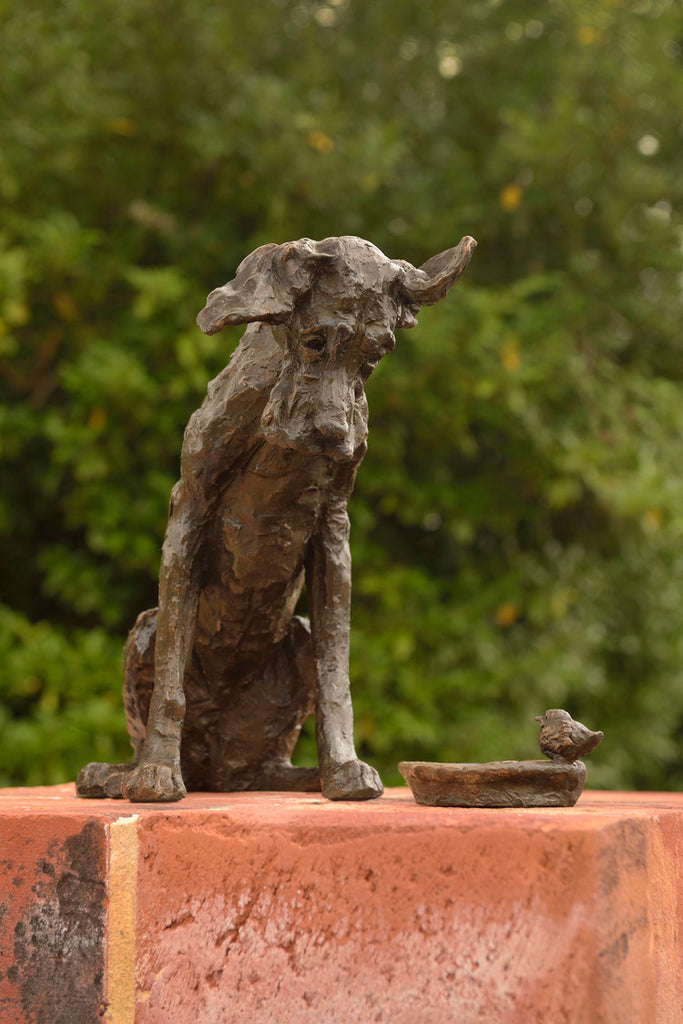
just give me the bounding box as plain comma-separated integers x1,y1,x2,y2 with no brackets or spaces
302,334,326,351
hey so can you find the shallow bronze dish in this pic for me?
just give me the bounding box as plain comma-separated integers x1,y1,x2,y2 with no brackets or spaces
398,759,587,808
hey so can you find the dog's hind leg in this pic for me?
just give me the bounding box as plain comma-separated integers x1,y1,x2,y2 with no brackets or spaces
209,615,321,792
76,608,157,798
256,615,321,791
77,610,320,797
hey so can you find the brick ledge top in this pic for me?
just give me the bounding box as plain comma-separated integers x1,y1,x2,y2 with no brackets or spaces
0,783,681,831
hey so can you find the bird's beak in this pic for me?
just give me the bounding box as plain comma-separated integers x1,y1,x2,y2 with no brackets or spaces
535,716,543,723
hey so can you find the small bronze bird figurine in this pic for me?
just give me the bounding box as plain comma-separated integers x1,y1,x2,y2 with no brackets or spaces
536,709,604,763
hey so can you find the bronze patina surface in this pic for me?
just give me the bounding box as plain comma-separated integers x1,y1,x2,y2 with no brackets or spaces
398,759,588,808
77,234,477,803
399,710,602,808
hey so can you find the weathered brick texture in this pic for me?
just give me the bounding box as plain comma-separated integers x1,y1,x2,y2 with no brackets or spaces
0,787,681,1023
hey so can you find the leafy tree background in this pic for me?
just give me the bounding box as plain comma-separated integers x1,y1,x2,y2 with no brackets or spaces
1,0,681,789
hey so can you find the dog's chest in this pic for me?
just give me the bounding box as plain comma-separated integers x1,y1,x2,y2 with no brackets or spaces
193,442,354,665
211,443,352,585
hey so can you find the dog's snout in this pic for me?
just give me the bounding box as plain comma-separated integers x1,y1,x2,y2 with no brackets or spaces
316,414,349,442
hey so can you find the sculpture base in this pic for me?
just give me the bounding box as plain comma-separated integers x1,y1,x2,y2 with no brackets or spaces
398,758,586,807
1,785,682,1024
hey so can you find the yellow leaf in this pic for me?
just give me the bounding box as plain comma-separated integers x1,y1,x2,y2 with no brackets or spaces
105,117,137,136
578,26,598,45
496,601,519,627
88,407,107,431
499,182,522,212
307,130,334,154
500,337,521,372
642,507,661,532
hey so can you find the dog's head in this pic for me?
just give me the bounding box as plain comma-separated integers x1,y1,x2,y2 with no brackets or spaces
197,235,476,461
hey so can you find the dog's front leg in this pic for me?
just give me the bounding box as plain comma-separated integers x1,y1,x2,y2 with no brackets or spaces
122,480,202,802
306,500,383,801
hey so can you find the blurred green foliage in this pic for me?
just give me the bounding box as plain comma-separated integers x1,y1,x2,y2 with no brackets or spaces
1,0,682,790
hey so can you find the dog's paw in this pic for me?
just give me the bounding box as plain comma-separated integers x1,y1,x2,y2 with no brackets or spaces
121,762,187,802
321,759,383,801
76,762,136,799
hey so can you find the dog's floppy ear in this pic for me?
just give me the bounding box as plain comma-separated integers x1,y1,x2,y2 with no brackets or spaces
197,239,336,335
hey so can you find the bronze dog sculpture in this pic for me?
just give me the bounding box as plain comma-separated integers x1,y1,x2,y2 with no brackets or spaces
76,234,476,802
